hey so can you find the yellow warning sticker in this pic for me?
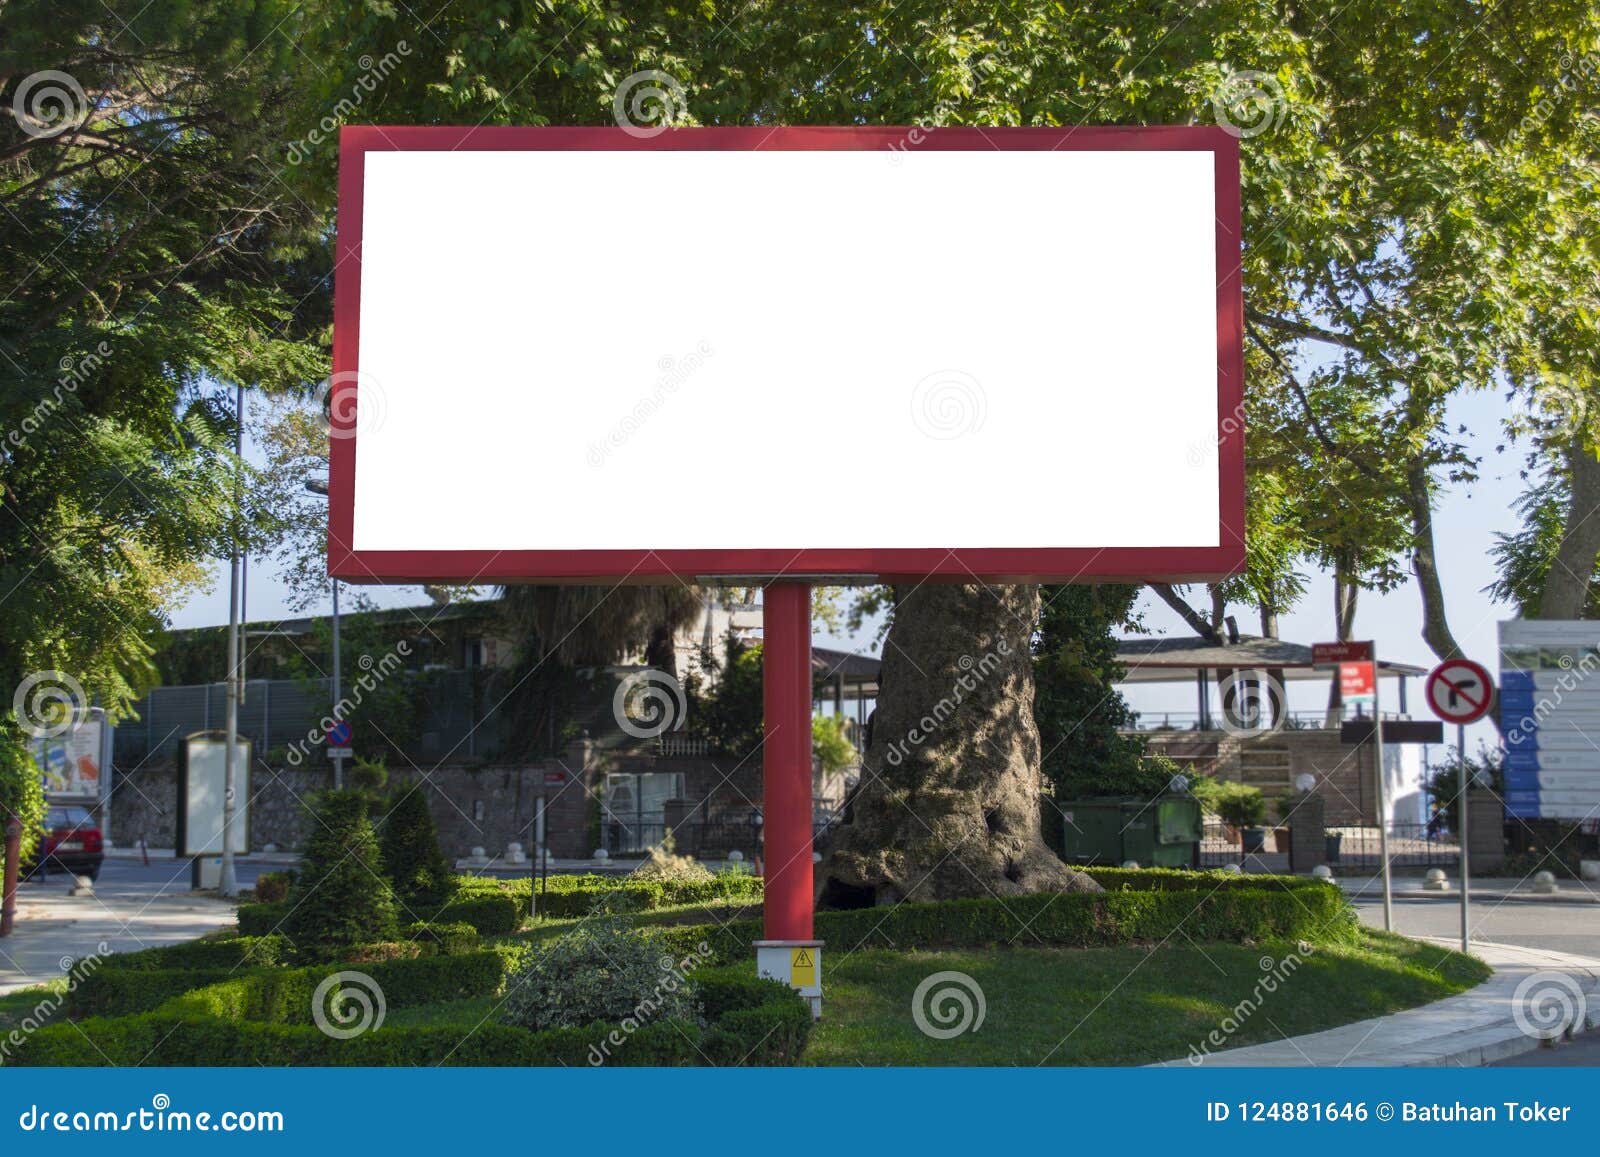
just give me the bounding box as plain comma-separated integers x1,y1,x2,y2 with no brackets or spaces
790,947,816,988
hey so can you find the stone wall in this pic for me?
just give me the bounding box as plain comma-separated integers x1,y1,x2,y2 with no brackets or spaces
102,739,763,861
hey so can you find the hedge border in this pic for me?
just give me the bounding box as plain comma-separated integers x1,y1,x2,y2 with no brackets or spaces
15,962,807,1067
650,875,1354,961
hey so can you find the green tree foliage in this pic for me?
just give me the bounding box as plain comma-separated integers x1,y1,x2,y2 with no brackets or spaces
284,791,399,960
380,786,457,909
1,2,331,825
684,634,765,757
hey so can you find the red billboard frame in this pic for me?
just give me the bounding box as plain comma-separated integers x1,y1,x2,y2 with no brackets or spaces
330,125,1245,585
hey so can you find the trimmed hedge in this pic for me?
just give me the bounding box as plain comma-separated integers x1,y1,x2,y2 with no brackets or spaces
237,900,288,937
100,935,290,972
452,873,763,920
435,893,524,935
162,949,513,1024
650,876,1355,961
1080,866,1334,894
14,963,808,1067
400,921,480,956
66,968,244,1018
68,937,292,1017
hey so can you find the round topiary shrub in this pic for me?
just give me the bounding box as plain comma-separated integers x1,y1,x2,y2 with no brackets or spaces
284,790,399,961
380,786,457,909
499,922,699,1032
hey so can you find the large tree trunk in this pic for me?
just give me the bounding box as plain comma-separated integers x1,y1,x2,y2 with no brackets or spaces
818,583,1099,907
1405,462,1464,660
1539,439,1600,619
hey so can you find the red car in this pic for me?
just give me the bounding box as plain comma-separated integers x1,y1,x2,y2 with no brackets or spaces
25,806,105,881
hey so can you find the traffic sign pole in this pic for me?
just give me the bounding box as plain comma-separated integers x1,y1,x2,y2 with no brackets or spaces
1373,666,1392,932
1458,720,1469,953
1421,657,1493,953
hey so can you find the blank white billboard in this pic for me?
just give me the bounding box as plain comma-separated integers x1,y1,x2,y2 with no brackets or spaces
332,128,1243,582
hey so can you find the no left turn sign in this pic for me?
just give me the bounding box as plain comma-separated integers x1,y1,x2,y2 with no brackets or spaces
1425,658,1494,725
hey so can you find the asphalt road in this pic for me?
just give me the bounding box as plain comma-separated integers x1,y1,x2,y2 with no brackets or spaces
1352,895,1600,958
22,854,270,896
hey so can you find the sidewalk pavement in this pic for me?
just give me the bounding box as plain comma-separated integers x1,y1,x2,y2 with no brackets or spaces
1157,938,1600,1067
1339,875,1599,904
0,877,237,996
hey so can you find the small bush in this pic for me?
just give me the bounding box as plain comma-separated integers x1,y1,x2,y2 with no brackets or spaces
253,871,294,903
283,791,399,960
632,844,714,883
380,788,457,909
500,921,698,1032
1215,782,1267,829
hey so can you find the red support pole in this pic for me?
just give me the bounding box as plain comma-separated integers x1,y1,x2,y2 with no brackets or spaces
762,581,813,941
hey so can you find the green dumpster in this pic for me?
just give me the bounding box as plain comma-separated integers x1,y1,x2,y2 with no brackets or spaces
1054,795,1201,868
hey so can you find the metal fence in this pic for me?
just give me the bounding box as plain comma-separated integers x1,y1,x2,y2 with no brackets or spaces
113,670,508,766
1198,820,1459,869
1130,709,1412,732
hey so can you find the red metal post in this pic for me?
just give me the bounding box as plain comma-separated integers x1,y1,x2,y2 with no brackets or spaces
762,581,813,941
1,816,21,938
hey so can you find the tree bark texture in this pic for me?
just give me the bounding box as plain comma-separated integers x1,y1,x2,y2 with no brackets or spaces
818,583,1100,906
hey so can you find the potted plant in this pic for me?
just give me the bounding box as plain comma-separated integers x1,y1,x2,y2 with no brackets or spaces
1270,792,1305,853
1216,783,1267,854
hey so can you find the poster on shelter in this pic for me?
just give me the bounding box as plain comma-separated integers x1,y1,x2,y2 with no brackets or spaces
30,707,107,799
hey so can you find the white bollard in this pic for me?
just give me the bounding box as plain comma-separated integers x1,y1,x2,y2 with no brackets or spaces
1311,864,1334,880
68,875,94,897
1221,863,1242,873
727,849,744,863
1532,870,1558,894
1121,860,1140,870
592,848,610,866
1580,860,1600,882
1423,868,1449,891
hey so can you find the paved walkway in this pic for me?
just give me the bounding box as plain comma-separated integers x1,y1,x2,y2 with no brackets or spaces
1157,939,1600,1067
0,874,237,995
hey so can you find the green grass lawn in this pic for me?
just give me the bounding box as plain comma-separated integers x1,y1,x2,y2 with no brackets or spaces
800,931,1489,1066
381,929,1487,1067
